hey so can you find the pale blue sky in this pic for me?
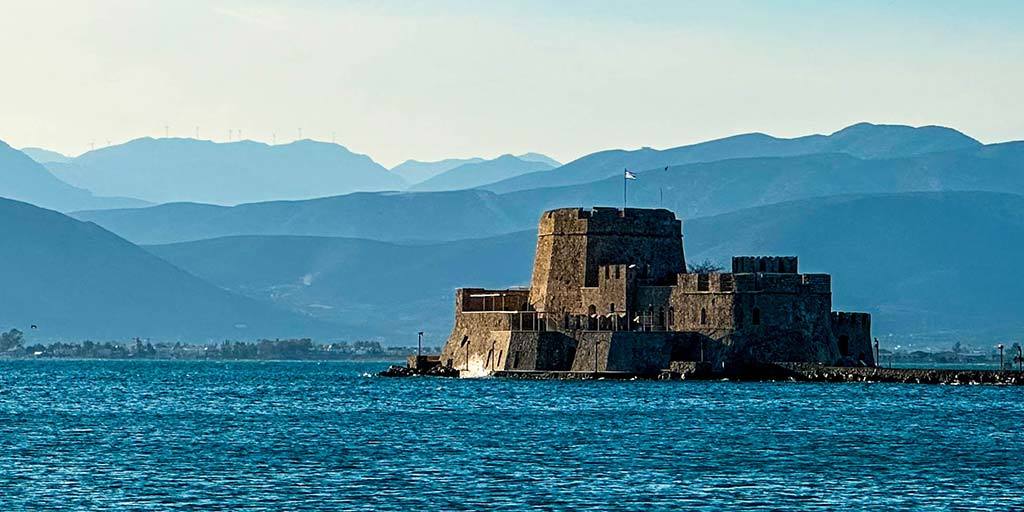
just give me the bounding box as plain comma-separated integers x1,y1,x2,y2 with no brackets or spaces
2,0,1022,166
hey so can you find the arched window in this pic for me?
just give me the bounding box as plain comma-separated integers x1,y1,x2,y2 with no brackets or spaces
658,307,665,329
605,267,610,280
752,307,761,325
609,303,616,313
700,307,708,325
588,304,597,316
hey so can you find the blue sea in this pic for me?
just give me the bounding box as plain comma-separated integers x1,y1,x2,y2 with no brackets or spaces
1,360,1022,511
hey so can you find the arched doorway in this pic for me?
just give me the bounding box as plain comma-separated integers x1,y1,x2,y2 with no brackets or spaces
838,335,850,356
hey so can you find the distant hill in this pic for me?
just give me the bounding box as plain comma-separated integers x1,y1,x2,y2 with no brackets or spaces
146,192,1024,344
498,141,1024,221
147,232,537,342
0,198,340,341
391,152,559,186
0,140,148,212
75,142,1024,245
409,154,554,192
73,189,524,245
20,146,71,164
516,152,561,167
390,157,485,184
49,138,405,205
482,122,982,193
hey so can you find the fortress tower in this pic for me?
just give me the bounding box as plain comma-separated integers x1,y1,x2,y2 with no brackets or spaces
529,207,685,316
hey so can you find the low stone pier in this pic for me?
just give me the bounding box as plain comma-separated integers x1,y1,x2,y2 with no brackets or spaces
762,363,1024,385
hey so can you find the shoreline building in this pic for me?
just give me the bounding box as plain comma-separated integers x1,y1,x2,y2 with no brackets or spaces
437,207,873,377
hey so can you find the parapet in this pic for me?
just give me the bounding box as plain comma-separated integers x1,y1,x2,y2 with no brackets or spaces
537,207,680,237
830,311,871,325
732,256,798,274
457,288,533,312
676,272,830,293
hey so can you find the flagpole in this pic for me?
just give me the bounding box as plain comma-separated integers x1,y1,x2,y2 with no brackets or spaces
623,169,627,210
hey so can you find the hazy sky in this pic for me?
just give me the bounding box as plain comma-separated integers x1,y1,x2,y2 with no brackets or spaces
2,0,1022,167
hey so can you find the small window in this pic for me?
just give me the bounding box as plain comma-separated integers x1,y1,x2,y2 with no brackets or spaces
615,266,621,279
752,307,761,325
700,308,708,325
759,260,766,272
605,267,610,280
609,303,615,313
668,307,675,327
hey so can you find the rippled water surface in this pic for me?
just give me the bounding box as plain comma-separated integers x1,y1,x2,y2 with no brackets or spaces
2,360,1023,510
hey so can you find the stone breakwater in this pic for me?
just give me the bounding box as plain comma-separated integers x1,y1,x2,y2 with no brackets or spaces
384,361,1024,385
764,363,1024,385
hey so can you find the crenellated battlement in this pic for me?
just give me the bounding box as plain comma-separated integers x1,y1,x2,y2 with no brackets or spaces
732,256,799,274
675,271,830,294
831,311,871,325
537,207,681,237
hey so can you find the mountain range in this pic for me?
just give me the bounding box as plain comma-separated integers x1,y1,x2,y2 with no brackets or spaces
481,122,981,194
46,138,406,205
74,140,1024,245
390,157,485,184
0,140,148,212
391,152,560,186
409,154,554,192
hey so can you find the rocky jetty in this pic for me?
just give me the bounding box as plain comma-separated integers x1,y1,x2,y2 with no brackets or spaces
378,364,459,378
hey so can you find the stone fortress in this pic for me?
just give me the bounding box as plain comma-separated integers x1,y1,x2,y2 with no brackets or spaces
433,207,874,378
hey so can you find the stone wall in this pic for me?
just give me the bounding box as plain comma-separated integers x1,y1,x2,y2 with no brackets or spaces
831,312,874,366
569,331,697,374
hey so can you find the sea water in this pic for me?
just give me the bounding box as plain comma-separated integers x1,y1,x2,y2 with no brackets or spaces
1,360,1022,510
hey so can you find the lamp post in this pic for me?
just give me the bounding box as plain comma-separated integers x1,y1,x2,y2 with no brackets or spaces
873,337,880,368
997,344,1005,370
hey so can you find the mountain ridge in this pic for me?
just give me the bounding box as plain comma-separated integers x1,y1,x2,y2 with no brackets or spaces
0,140,148,212
409,154,554,192
73,141,1024,245
49,137,406,205
481,122,982,194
